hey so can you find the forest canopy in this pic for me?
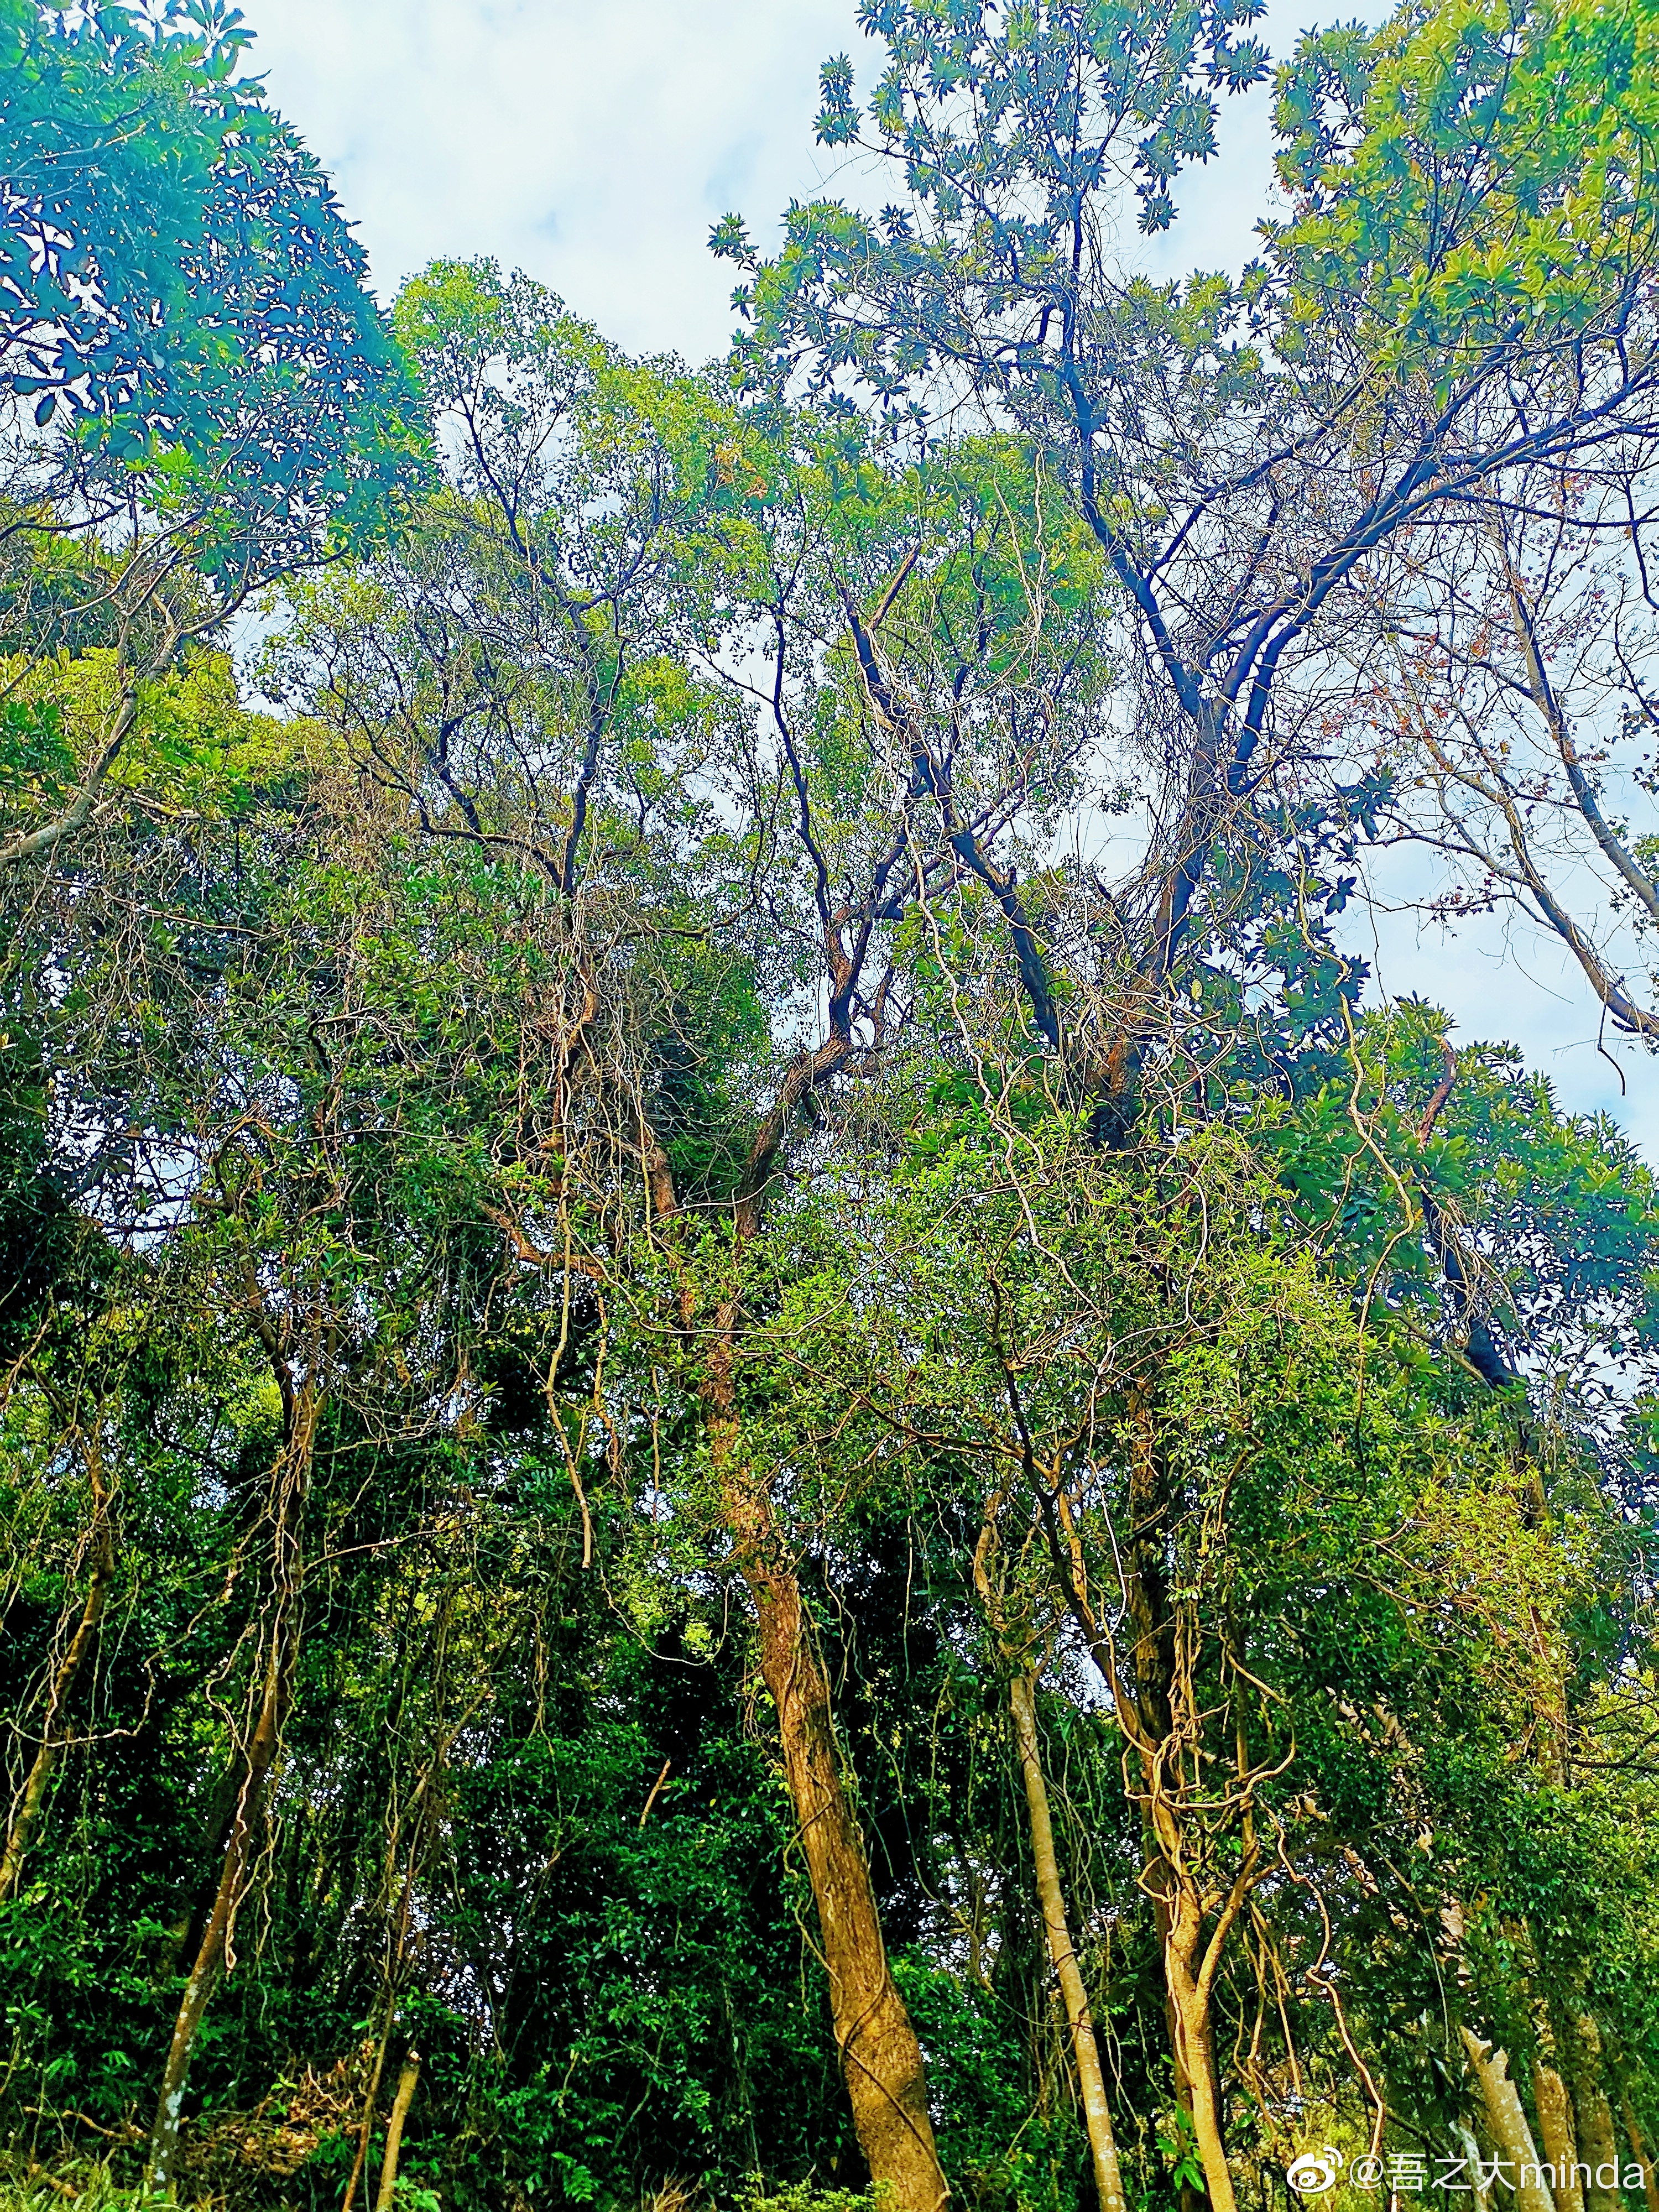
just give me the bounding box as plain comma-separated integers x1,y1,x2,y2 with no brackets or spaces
6,5,1659,2212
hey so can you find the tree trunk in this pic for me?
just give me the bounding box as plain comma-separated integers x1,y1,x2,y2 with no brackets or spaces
1149,1883,1204,2212
1043,1387,1223,2212
0,1427,114,1901
145,1385,316,2198
342,2026,392,2212
710,1331,947,2212
1568,2018,1622,2212
374,2049,421,2212
1460,2028,1557,2212
1454,2125,1493,2212
654,1029,947,2212
1124,1391,1234,2212
1009,1668,1128,2212
748,1537,947,2211
1536,2062,1584,2212
344,1626,452,2212
1163,1886,1238,2212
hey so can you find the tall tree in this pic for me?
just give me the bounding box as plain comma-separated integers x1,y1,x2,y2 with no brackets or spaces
718,0,1659,1110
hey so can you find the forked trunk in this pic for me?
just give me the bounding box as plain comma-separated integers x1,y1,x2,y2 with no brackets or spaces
1047,1385,1228,2212
1008,1668,1128,2212
1124,1390,1232,2212
342,2023,393,2212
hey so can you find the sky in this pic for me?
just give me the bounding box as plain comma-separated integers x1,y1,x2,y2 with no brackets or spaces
243,0,1659,1151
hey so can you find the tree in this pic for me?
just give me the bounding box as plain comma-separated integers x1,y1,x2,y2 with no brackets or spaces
717,0,1659,1114
276,259,1134,2206
0,0,425,871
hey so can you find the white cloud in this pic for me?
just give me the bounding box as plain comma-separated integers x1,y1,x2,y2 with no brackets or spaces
246,0,1316,349
246,0,862,358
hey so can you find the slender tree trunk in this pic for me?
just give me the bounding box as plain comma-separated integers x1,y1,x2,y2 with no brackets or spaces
373,2049,421,2212
1044,1387,1221,2212
146,1384,316,2198
1460,2029,1557,2212
708,1333,947,2212
146,1614,296,2193
342,2025,392,2212
1123,1390,1229,2212
0,1428,114,1901
345,1616,452,2212
1536,2062,1584,2212
1568,2018,1621,2212
1009,1668,1128,2212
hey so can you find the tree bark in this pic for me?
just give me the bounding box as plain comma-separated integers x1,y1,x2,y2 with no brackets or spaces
145,1383,317,2198
748,1522,946,2210
645,982,947,2210
1454,2125,1493,2212
710,1335,947,2212
1536,2062,1584,2212
342,2027,392,2212
374,2049,421,2212
1568,2017,1622,2212
1162,1883,1240,2212
1008,1668,1128,2212
1460,2028,1557,2212
0,1426,114,1901
1040,1388,1235,2212
1124,1390,1235,2212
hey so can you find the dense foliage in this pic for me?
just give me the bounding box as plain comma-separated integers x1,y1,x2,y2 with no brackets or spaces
6,4,1659,2212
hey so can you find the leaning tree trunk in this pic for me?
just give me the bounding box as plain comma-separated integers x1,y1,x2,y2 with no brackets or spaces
0,1426,114,1901
146,1384,317,2198
374,2048,422,2212
709,1333,948,2212
646,1026,947,2211
1009,1668,1128,2212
